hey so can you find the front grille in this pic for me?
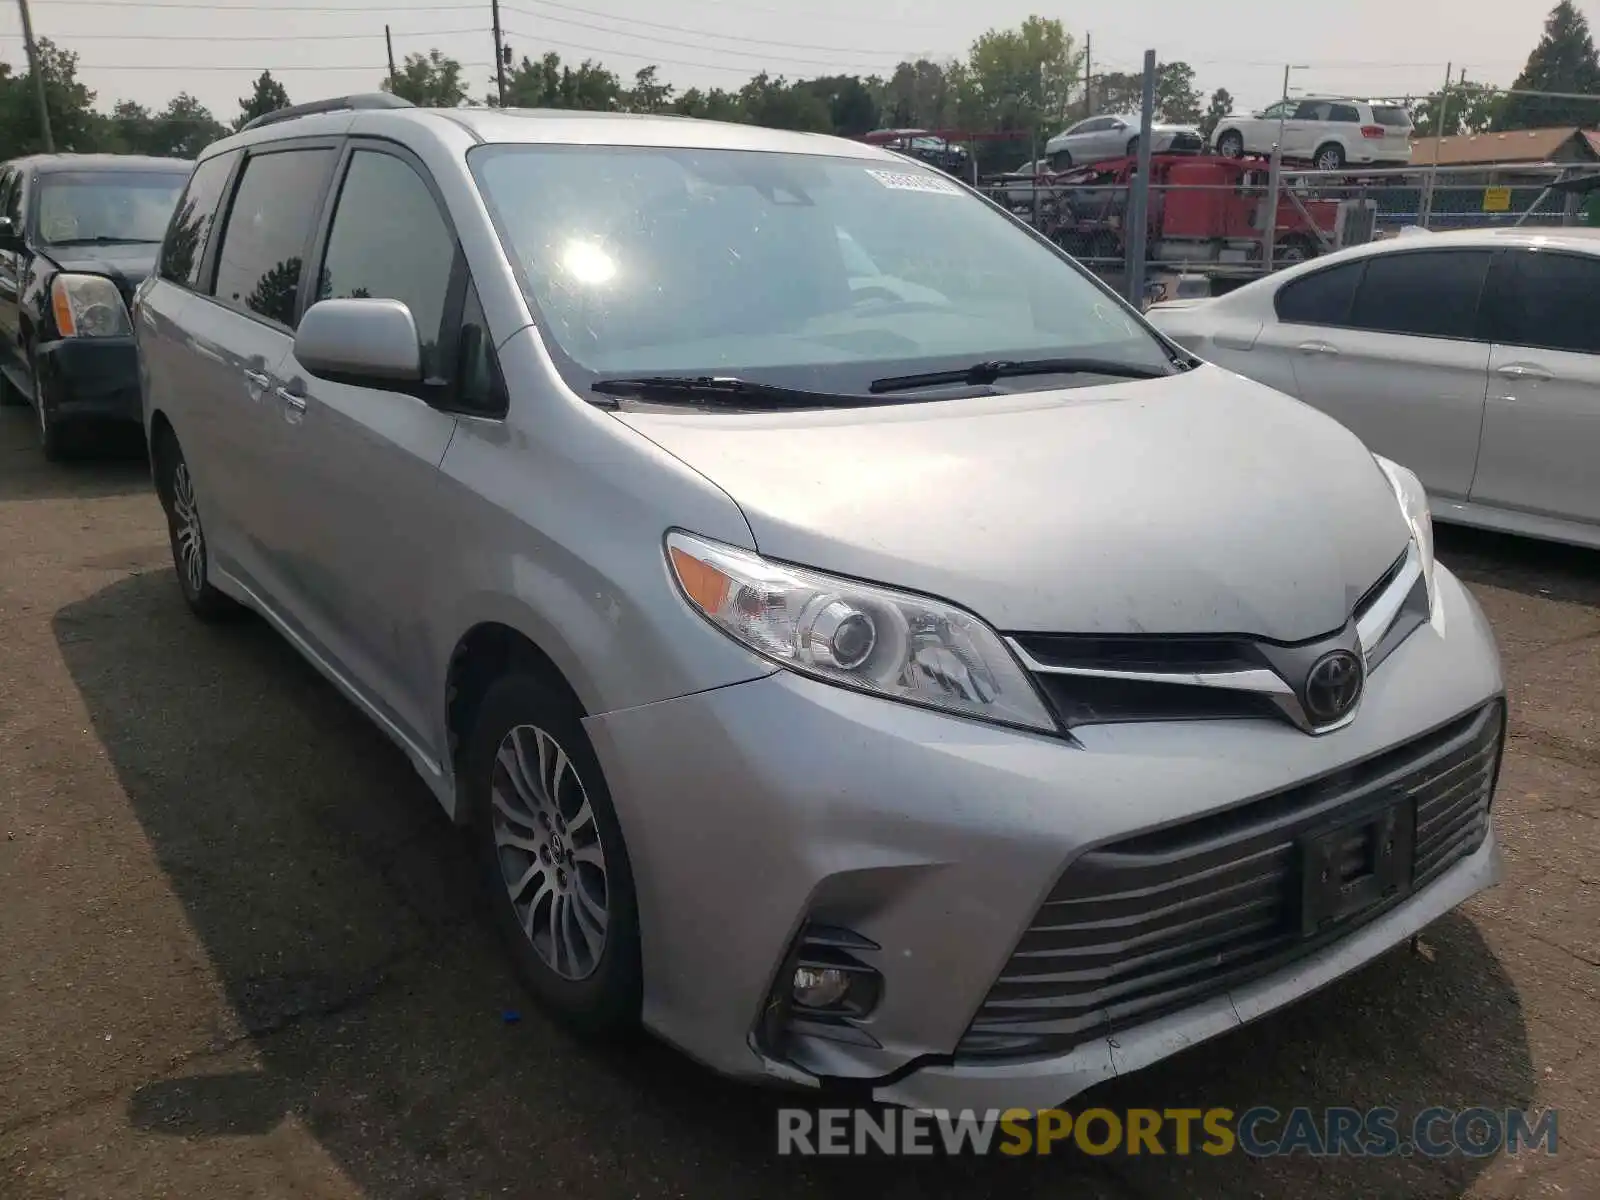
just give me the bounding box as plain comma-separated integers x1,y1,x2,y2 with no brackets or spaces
1168,132,1205,153
1012,547,1421,731
957,700,1503,1060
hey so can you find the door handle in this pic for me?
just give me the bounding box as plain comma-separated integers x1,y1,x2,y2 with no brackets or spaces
275,386,307,412
1297,340,1338,355
242,368,270,388
1496,363,1552,381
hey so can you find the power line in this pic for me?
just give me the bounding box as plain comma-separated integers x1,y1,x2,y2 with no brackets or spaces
500,19,905,73
501,26,900,76
73,60,495,71
1,27,486,41
505,0,910,57
24,0,482,7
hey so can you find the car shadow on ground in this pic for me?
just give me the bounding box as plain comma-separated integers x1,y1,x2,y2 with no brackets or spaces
1438,523,1600,611
55,568,1536,1199
0,409,151,502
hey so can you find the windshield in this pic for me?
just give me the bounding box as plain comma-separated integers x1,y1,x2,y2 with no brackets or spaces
35,170,188,245
468,144,1173,395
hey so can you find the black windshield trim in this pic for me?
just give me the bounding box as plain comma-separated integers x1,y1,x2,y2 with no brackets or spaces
591,374,935,410
869,357,1174,394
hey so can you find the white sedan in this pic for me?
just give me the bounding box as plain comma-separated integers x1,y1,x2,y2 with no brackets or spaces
1146,227,1600,549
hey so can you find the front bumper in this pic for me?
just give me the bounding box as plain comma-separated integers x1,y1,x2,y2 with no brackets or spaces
583,565,1503,1109
36,335,142,423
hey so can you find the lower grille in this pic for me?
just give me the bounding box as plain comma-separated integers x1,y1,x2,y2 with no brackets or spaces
958,700,1504,1060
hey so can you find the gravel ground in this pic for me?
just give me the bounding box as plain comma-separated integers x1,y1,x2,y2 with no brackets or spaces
1,407,1596,1199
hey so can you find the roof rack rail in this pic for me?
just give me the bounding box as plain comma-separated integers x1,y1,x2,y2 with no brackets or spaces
240,92,414,132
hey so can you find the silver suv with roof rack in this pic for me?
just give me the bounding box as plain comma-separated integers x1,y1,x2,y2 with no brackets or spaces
134,92,1504,1113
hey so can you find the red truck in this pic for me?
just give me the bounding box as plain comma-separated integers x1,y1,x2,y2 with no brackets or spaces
1024,154,1376,268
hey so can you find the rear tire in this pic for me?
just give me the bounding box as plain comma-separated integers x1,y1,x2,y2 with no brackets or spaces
153,427,240,621
1314,142,1347,171
467,671,642,1037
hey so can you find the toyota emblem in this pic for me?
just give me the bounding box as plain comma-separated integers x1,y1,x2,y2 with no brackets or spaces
1304,650,1364,725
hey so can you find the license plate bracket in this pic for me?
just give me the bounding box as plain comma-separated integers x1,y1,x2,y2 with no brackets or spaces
1297,797,1416,937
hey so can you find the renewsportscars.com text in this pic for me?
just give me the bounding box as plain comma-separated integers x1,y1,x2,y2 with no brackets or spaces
776,1106,1559,1158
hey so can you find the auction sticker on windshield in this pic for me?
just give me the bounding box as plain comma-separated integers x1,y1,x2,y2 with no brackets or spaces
865,168,962,195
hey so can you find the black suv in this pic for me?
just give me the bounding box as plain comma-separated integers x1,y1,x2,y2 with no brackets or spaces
0,153,193,458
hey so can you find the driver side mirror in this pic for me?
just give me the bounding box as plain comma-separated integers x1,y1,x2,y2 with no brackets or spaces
294,298,422,388
0,216,22,253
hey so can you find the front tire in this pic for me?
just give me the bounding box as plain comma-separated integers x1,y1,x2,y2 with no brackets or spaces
467,672,642,1036
154,429,239,621
1216,130,1245,158
1126,136,1140,158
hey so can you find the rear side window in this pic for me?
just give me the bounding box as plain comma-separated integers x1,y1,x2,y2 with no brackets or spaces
1347,250,1491,340
160,151,236,288
1372,106,1413,128
1499,250,1600,354
212,147,335,328
318,149,458,380
1329,104,1360,122
1274,260,1362,325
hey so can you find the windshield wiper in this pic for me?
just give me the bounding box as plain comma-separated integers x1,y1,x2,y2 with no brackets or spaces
46,235,161,246
591,375,894,409
868,357,1173,394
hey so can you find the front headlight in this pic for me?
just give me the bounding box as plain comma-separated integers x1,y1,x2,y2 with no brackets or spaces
665,530,1057,733
1374,454,1442,629
51,273,132,339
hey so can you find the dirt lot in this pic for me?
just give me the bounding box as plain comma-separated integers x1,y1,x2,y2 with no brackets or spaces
1,407,1597,1199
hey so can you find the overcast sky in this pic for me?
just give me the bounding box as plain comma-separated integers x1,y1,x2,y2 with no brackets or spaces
0,0,1588,126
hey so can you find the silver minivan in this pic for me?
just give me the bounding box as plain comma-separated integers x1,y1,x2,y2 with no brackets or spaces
134,94,1506,1113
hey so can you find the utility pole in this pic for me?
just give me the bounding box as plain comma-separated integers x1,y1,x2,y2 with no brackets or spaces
491,0,507,106
1083,33,1092,118
1419,60,1453,227
385,24,397,90
17,0,53,152
1125,49,1156,307
1263,63,1307,273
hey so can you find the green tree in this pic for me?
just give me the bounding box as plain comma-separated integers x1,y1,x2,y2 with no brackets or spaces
104,99,156,154
876,58,962,129
737,72,831,131
672,86,743,122
235,69,291,131
1495,1,1600,130
502,51,621,110
146,93,226,158
624,65,673,113
1088,61,1204,124
0,38,98,157
962,17,1079,133
1199,87,1234,141
384,49,468,108
796,75,879,136
1412,81,1504,137
1155,61,1203,123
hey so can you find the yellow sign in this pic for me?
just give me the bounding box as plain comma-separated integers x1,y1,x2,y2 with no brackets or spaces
1483,186,1512,213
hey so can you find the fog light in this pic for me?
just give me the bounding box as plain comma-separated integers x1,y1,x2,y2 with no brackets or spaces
792,965,852,1009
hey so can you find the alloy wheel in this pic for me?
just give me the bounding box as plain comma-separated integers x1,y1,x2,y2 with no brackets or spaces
170,461,206,597
490,723,610,981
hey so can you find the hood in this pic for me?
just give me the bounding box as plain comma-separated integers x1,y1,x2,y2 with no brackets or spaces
42,242,157,296
614,365,1412,642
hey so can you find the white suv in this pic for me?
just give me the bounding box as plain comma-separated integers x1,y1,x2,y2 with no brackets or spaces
1212,97,1413,171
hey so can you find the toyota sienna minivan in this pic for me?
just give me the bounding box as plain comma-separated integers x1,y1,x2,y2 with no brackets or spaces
134,93,1506,1112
